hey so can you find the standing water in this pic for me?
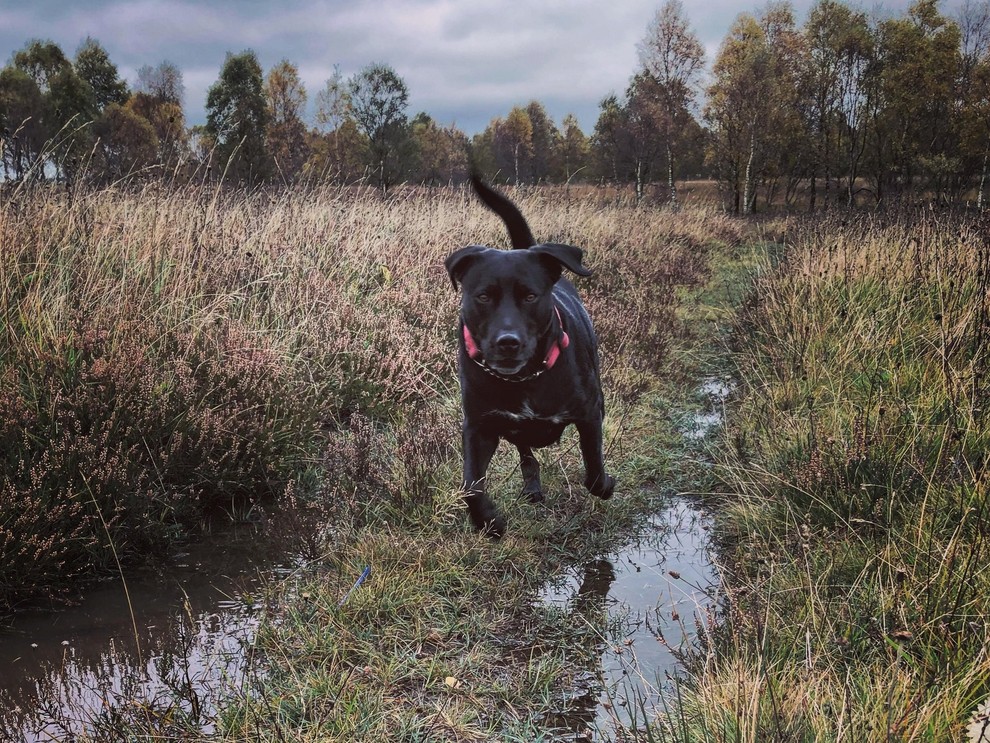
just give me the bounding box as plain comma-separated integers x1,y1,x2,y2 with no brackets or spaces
0,378,729,741
0,531,288,741
540,377,730,740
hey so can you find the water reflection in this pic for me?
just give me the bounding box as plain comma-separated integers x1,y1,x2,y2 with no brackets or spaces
684,378,733,441
539,558,618,739
539,376,730,740
540,499,717,739
573,559,617,614
0,532,280,741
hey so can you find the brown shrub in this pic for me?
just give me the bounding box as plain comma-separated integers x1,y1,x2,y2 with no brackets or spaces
0,182,728,612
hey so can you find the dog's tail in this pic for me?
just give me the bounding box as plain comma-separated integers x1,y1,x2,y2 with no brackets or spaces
470,174,535,249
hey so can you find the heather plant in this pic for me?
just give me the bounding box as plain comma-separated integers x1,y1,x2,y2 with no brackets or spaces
0,228,323,610
0,181,728,618
671,209,990,740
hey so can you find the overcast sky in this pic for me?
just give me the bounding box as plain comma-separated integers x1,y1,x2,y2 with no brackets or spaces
0,0,948,136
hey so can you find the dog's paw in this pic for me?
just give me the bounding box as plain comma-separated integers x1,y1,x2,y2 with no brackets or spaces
523,487,545,504
480,514,507,540
586,473,616,500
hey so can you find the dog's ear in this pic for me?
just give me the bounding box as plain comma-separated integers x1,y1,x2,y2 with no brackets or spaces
530,243,593,279
444,245,490,290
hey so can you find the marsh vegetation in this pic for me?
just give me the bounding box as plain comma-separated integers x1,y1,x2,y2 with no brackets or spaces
4,176,990,740
0,181,736,739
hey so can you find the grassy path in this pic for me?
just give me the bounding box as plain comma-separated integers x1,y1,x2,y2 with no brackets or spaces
198,226,751,743
0,188,750,740
202,231,763,743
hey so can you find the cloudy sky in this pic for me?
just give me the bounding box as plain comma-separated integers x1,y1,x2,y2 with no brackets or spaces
1,0,940,135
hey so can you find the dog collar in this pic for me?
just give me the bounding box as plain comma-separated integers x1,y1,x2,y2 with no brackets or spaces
462,306,569,382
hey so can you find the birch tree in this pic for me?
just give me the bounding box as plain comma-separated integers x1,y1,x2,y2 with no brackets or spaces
637,0,705,207
348,63,411,193
705,4,807,213
557,114,590,182
705,14,774,213
805,0,874,207
957,0,990,206
495,107,533,185
873,0,961,201
205,50,272,184
266,59,308,181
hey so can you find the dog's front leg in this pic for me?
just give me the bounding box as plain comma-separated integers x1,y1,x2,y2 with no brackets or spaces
462,423,505,537
576,417,616,500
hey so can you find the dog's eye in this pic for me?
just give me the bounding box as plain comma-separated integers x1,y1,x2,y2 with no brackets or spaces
524,293,538,303
476,292,491,303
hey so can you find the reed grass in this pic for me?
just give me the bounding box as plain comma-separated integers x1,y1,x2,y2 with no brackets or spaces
1,180,745,738
662,209,990,742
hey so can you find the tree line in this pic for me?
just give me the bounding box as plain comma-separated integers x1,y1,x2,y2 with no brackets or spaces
707,0,990,211
1,0,989,209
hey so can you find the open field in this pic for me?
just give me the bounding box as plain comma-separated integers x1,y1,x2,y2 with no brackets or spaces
5,179,990,740
0,182,745,738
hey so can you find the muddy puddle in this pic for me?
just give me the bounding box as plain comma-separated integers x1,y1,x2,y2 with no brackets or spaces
541,498,717,739
0,531,291,741
0,377,728,741
540,377,729,740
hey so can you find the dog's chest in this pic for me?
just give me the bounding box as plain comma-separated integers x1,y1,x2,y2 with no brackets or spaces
486,399,572,448
495,400,570,425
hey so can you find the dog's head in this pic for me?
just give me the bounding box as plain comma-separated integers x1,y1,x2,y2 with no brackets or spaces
445,243,592,376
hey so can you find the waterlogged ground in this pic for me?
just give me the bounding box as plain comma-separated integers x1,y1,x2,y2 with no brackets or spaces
0,532,287,741
540,498,717,739
0,376,728,742
539,378,728,740
0,179,753,742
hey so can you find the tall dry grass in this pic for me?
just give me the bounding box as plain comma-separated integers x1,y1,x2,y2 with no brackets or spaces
674,208,990,741
0,181,733,616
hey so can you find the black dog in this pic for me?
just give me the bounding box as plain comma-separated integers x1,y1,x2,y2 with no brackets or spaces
445,176,615,537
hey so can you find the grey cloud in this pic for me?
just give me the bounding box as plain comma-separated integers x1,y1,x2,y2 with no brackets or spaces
0,0,933,136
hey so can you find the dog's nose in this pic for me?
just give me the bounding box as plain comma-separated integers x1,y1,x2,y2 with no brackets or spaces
495,333,521,353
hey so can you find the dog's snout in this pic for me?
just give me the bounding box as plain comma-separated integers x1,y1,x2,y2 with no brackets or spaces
495,333,521,353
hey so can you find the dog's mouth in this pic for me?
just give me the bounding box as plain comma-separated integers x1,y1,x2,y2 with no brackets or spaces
486,357,528,376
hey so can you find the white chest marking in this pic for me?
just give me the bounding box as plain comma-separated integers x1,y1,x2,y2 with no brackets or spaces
496,402,570,425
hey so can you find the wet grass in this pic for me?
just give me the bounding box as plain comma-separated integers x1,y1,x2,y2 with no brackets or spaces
0,181,745,738
209,229,740,742
661,209,990,742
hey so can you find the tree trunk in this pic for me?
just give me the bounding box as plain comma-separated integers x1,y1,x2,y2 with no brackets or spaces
821,129,829,208
731,161,740,214
666,142,678,211
979,149,988,210
743,128,756,216
635,158,645,203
